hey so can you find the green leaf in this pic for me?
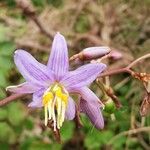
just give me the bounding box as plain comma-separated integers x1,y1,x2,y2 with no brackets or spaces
31,0,45,7
0,122,16,144
0,25,9,42
5,0,16,7
81,114,92,129
0,56,14,71
19,137,35,150
112,136,127,150
0,41,15,56
0,73,8,87
0,88,6,98
61,121,74,142
24,117,34,130
0,143,9,150
28,141,62,150
8,102,26,126
0,108,7,120
84,130,114,149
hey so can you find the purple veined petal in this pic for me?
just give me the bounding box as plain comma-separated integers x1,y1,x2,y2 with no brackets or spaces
69,87,104,107
28,88,45,108
80,98,104,129
47,32,69,80
6,82,41,94
65,97,76,120
61,63,106,89
14,50,54,86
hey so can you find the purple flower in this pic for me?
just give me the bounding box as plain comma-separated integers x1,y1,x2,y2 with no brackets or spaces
6,33,106,131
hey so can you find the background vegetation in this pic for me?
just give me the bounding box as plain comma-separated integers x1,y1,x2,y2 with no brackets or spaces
0,0,149,149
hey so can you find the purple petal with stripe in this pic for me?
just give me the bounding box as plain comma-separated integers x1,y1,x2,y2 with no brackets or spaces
47,33,69,80
65,97,76,120
61,63,106,89
80,98,104,129
68,87,104,106
6,82,40,94
14,50,54,86
28,88,45,108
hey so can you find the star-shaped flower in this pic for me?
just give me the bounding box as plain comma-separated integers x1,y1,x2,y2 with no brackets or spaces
7,33,107,130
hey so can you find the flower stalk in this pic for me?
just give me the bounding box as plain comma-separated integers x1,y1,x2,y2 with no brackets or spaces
96,80,122,109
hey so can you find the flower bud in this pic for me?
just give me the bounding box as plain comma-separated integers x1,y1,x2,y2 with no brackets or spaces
82,47,111,60
104,98,116,114
109,50,122,60
70,46,111,61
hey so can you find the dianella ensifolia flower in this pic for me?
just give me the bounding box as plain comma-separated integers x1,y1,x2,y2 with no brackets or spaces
7,33,107,131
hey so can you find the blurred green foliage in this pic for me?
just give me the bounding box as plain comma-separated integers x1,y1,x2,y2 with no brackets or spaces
0,0,149,149
74,15,90,33
0,24,15,99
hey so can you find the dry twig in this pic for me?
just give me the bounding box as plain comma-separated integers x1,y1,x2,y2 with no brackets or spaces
15,0,55,39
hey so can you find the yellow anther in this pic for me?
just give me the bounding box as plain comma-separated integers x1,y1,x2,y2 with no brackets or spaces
55,88,62,98
61,94,68,104
43,92,53,105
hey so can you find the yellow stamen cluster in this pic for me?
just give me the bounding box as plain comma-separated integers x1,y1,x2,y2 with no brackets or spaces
42,84,68,131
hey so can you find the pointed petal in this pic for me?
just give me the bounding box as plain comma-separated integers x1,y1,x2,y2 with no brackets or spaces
14,50,54,86
80,98,104,129
47,33,69,80
65,97,76,120
61,63,106,88
28,88,45,108
6,82,40,94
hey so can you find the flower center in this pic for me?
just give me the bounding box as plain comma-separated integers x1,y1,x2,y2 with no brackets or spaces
42,83,69,131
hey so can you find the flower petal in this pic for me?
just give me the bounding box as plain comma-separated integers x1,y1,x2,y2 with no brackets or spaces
80,98,104,129
65,97,76,120
6,82,40,94
14,50,54,86
47,33,69,80
61,63,106,89
28,88,45,108
76,87,104,106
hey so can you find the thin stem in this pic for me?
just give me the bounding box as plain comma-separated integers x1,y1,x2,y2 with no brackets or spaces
96,80,107,96
47,120,61,143
99,67,134,77
127,53,150,69
108,127,150,145
0,93,26,107
99,53,150,77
